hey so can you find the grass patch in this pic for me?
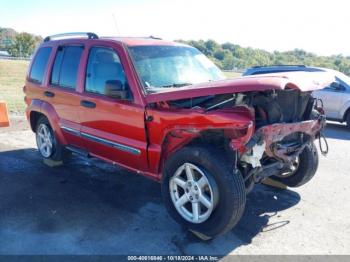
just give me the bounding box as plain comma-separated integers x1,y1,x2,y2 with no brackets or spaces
223,71,242,78
0,59,29,114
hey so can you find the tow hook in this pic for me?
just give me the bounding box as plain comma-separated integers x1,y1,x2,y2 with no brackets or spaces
318,131,329,156
317,115,328,156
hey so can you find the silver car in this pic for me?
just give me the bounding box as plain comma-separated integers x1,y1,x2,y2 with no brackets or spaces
243,65,350,128
312,69,350,127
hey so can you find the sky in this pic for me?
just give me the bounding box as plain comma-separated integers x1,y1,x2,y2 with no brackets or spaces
0,0,349,56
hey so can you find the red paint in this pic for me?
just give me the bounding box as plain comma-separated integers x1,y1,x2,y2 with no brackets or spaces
24,37,328,181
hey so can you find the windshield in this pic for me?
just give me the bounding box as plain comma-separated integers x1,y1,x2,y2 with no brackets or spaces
128,45,225,90
333,71,350,87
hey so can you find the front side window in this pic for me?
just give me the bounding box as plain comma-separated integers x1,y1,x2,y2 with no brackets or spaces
29,47,52,84
85,47,128,98
51,46,83,89
128,45,225,92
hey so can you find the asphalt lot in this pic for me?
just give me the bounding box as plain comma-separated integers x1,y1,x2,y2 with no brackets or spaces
0,116,349,255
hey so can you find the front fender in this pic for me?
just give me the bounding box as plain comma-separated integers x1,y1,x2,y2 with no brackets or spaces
146,106,254,177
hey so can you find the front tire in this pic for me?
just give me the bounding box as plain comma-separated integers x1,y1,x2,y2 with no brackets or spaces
346,112,350,128
35,116,68,162
162,146,246,240
270,142,319,187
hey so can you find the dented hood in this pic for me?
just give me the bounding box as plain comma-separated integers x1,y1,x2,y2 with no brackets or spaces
145,71,335,103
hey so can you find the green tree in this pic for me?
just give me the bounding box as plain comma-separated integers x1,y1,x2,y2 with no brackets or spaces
213,49,225,60
204,39,220,56
7,32,36,57
222,52,234,70
175,39,350,76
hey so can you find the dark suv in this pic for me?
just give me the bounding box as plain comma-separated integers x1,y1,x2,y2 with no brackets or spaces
242,65,325,76
24,32,328,240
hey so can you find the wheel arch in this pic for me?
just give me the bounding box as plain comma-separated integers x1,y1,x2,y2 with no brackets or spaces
27,100,67,145
157,128,242,179
29,111,45,132
343,106,350,122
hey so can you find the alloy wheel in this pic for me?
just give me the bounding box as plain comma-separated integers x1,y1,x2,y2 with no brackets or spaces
169,163,218,224
36,124,54,158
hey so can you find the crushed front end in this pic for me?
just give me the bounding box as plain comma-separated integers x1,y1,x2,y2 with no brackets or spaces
228,89,327,190
147,74,330,191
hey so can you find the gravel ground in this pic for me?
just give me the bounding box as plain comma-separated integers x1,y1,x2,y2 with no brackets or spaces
0,116,349,255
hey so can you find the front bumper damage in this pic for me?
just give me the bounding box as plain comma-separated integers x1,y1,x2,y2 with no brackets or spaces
233,115,326,168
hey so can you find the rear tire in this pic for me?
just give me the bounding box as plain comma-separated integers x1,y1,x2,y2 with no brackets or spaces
162,146,246,240
270,142,319,187
35,116,68,162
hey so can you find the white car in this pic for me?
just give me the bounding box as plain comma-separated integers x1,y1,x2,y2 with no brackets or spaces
243,65,350,128
312,69,350,127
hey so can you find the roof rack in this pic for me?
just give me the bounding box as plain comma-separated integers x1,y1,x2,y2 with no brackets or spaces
44,32,99,42
251,65,306,68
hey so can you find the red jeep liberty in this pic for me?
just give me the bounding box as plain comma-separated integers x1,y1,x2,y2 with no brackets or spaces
24,32,329,240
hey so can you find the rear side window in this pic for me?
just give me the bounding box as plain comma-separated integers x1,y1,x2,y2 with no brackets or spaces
29,47,52,84
51,46,83,89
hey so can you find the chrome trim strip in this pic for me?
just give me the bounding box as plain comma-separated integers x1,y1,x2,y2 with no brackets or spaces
60,126,81,136
60,125,141,155
81,132,141,155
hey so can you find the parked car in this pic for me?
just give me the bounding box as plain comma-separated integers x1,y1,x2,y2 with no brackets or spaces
24,33,329,240
242,65,325,76
243,65,350,127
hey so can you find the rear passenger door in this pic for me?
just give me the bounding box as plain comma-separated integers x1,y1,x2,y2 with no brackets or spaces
47,45,85,148
78,46,148,171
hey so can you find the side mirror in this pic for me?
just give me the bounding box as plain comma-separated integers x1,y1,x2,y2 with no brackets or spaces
105,80,128,99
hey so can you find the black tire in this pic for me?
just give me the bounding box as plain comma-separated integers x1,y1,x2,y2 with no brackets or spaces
35,116,68,162
161,145,246,240
346,112,350,128
270,142,319,187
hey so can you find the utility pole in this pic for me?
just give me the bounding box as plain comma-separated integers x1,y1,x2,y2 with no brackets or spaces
19,44,22,58
112,14,121,36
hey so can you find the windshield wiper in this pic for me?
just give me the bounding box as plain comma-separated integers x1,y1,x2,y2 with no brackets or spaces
161,82,193,88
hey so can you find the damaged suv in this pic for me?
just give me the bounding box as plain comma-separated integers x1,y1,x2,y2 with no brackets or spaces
24,33,330,240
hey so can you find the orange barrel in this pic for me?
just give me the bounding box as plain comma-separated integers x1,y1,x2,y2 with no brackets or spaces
0,101,10,127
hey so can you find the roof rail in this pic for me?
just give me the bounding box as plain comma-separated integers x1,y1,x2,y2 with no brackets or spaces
44,32,99,42
251,65,306,68
149,35,162,40
102,35,162,40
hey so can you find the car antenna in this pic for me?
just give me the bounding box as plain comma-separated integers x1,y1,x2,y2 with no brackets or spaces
112,13,121,36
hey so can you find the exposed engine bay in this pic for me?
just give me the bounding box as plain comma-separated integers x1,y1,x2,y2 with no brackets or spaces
169,89,318,126
165,88,327,192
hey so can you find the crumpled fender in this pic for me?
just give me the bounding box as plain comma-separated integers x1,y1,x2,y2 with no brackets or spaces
145,106,254,176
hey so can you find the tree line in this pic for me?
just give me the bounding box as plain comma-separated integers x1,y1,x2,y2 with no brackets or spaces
0,27,42,58
1,27,350,75
177,39,350,75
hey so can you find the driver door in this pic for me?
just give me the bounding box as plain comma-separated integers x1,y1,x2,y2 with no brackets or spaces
78,46,148,171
